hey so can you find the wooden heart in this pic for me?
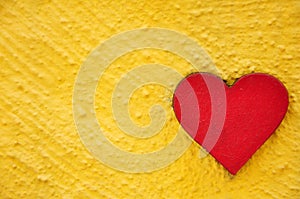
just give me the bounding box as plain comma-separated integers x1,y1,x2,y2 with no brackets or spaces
173,73,289,174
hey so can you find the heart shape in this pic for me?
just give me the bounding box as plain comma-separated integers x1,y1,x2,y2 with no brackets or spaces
173,73,289,174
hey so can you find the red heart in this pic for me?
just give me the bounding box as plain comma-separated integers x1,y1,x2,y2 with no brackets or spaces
173,73,288,175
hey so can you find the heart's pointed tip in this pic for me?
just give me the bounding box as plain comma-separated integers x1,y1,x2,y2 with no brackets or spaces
227,167,239,175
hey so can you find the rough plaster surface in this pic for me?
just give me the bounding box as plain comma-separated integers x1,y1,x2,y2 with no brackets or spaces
0,0,299,198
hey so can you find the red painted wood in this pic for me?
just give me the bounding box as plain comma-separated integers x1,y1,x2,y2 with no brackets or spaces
173,73,289,175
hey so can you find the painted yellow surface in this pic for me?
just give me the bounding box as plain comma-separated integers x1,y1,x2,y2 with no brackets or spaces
1,0,299,198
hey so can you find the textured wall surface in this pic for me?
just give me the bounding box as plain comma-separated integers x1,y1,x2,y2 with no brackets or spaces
0,0,299,198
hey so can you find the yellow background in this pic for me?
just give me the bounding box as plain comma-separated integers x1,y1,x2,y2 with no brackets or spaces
1,0,300,198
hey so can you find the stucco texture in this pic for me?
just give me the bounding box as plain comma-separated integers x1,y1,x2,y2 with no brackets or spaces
0,0,299,198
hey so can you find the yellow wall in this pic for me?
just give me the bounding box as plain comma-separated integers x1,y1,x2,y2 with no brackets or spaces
1,0,299,198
